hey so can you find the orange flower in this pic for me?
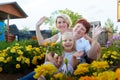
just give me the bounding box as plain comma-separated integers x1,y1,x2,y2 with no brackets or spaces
115,68,120,80
44,41,49,46
79,76,97,80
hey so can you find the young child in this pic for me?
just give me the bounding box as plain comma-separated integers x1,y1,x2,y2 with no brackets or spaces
54,31,84,74
19,31,84,80
38,31,84,80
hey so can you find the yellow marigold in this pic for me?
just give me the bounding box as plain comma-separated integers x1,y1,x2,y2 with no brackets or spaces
93,72,98,76
74,63,89,75
102,54,108,58
115,68,120,80
33,51,36,54
37,56,42,60
79,76,98,80
53,72,65,80
112,51,117,55
17,50,23,55
33,63,58,79
10,48,16,53
109,61,113,64
35,48,40,52
16,64,21,69
0,52,7,57
26,45,32,51
6,57,12,62
24,58,30,66
77,63,90,67
38,53,45,60
15,43,19,46
44,41,49,46
0,57,4,62
97,71,116,80
41,53,45,57
50,42,56,47
107,51,111,54
32,56,38,65
111,55,117,59
6,47,10,50
50,78,54,80
91,61,109,70
3,60,7,63
74,67,89,75
16,56,22,62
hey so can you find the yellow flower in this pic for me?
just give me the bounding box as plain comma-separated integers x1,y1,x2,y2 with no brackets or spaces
79,76,97,80
34,63,58,79
115,68,120,80
97,71,116,80
16,64,21,69
107,51,111,54
102,54,108,58
74,63,89,75
24,58,30,66
6,57,12,62
91,61,109,70
0,57,4,62
53,72,65,80
111,55,117,59
50,42,56,47
16,56,22,62
112,51,117,55
10,48,16,53
44,41,49,46
109,61,113,64
15,43,19,46
32,56,38,65
35,48,40,52
26,45,32,51
3,60,7,63
17,50,23,55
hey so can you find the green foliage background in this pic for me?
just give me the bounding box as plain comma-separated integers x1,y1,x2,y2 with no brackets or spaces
45,8,82,29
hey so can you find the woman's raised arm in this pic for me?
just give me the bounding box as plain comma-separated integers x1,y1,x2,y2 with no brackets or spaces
36,16,58,45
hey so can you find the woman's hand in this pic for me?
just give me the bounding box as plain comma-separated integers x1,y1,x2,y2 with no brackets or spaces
36,16,47,27
92,26,103,41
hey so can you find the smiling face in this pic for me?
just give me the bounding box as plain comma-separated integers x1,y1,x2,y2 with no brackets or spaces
73,19,90,39
56,17,68,33
62,32,75,52
73,23,87,39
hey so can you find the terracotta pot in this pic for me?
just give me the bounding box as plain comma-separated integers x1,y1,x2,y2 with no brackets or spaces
5,33,15,42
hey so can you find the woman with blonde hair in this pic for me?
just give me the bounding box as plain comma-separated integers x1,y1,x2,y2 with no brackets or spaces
36,14,72,46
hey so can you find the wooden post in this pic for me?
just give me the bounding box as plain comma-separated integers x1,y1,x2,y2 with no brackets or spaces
7,14,10,42
118,0,120,21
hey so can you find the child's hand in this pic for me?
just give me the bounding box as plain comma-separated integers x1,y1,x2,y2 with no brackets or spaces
54,54,63,68
73,51,84,58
